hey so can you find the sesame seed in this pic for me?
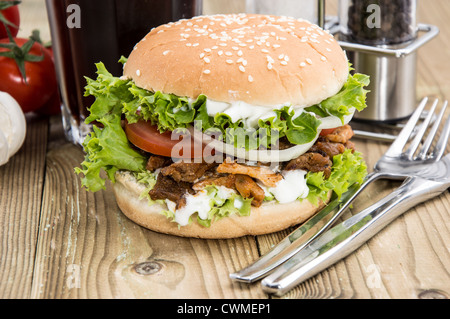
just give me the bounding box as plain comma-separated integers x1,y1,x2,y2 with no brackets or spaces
280,60,288,65
237,50,243,56
226,59,233,64
218,50,223,55
186,43,192,46
225,51,233,56
261,48,269,53
192,43,199,47
306,58,313,64
300,62,306,67
267,63,273,70
242,59,247,66
204,57,211,63
204,48,211,52
321,56,327,61
232,46,239,50
200,53,205,58
326,48,332,52
278,54,284,60
284,55,289,61
136,69,141,76
203,69,211,74
248,75,254,82
273,44,280,48
239,65,245,72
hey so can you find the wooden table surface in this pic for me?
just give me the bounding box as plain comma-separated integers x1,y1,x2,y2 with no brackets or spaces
1,0,449,299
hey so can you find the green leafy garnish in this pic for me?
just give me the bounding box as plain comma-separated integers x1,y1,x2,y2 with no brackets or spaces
305,149,367,205
305,73,370,123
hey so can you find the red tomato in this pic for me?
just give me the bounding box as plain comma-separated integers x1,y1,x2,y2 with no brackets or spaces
0,38,58,113
125,120,206,159
0,3,20,38
320,128,337,136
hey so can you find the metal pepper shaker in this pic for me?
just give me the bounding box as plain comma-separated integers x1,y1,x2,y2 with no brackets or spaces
336,0,438,122
340,0,417,45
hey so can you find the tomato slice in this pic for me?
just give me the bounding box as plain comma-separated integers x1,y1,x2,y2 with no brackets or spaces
124,120,206,159
319,128,337,136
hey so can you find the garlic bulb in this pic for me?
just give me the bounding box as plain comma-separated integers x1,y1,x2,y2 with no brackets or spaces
0,92,27,166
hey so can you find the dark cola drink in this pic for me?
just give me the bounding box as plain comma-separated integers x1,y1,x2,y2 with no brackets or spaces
45,0,202,145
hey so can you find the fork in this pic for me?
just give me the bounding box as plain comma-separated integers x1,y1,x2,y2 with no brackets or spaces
230,97,449,283
261,155,450,295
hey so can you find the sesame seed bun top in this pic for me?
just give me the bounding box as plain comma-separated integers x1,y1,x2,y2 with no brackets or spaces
123,13,349,108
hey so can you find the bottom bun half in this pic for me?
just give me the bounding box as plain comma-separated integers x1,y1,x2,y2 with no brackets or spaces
112,171,331,239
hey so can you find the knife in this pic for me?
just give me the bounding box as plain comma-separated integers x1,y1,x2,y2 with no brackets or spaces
229,183,362,283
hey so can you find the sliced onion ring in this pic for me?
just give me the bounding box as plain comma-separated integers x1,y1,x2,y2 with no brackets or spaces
188,108,355,163
317,107,355,130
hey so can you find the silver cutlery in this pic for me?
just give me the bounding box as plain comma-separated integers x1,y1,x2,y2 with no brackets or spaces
230,97,449,286
261,155,450,295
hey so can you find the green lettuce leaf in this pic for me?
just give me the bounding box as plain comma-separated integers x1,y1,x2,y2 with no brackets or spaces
75,115,147,192
75,62,146,192
76,62,369,193
306,149,367,205
151,185,253,228
305,72,370,123
196,188,252,227
135,149,367,228
133,170,165,205
84,63,369,151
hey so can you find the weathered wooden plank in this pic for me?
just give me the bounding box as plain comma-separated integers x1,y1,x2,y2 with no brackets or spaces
31,127,266,298
10,0,450,300
0,115,48,298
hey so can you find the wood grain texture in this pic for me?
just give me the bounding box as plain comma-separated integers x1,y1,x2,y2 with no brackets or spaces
1,0,448,299
0,115,48,298
30,124,265,298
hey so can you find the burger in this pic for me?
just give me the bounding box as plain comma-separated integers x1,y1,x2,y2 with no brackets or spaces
75,14,369,238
